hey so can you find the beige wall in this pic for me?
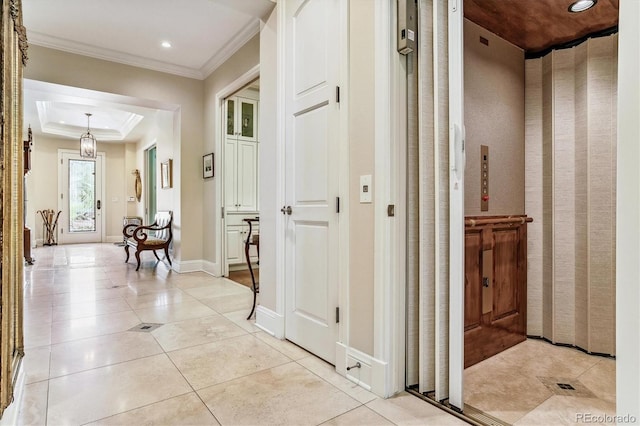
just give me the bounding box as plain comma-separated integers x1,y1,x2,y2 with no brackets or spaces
525,35,617,355
464,19,525,216
26,136,129,243
348,0,376,356
202,35,260,264
25,45,204,263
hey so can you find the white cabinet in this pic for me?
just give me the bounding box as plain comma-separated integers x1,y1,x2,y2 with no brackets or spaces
225,95,259,213
226,225,244,264
226,139,258,212
226,96,258,142
226,217,259,266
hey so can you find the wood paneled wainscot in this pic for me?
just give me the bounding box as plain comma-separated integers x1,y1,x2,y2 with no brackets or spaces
464,215,532,368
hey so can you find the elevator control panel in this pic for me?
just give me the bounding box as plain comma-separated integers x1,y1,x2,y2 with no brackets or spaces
481,145,489,211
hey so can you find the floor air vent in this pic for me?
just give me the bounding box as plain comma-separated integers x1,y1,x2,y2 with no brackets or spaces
128,323,163,333
538,377,594,398
557,383,575,390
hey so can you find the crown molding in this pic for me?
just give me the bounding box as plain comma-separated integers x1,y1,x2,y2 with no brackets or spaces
27,31,205,80
200,20,260,79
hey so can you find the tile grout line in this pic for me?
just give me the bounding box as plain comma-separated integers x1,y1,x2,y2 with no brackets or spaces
162,344,223,425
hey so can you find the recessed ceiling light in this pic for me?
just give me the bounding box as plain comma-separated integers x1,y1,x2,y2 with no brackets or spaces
568,0,597,13
161,41,172,48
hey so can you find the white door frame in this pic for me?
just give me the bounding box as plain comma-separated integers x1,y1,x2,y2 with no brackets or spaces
214,65,260,277
57,149,106,244
372,0,407,397
447,0,466,410
616,0,640,417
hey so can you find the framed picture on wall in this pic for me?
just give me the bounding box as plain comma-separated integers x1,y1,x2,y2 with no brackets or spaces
203,153,214,179
160,159,173,189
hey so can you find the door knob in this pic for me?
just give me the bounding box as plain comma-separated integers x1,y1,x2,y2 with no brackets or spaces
280,206,292,215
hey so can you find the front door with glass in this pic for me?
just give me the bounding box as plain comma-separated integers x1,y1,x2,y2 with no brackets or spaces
58,150,104,244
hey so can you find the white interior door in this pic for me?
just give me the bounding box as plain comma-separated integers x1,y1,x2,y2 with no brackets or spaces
58,150,104,244
284,0,341,364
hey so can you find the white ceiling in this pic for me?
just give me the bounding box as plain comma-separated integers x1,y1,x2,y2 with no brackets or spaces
22,0,273,143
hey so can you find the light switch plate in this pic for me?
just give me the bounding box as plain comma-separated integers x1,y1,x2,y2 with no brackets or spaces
360,175,372,203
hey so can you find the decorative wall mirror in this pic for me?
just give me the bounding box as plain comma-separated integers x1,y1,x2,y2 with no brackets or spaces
134,169,142,201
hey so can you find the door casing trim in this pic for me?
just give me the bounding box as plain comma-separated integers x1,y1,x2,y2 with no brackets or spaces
214,64,260,277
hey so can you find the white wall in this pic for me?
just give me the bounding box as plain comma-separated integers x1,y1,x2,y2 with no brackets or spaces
616,0,640,418
259,8,278,311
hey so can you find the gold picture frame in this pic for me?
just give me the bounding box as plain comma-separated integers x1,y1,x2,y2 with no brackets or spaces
161,159,173,189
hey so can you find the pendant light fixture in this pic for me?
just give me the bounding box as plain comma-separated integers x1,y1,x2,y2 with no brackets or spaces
79,112,97,158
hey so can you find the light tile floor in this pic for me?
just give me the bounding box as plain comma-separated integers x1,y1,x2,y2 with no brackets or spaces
12,243,465,426
465,339,616,425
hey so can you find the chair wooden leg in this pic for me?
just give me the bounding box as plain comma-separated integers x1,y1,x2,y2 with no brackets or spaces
124,245,130,263
135,250,141,271
153,250,161,261
164,247,172,265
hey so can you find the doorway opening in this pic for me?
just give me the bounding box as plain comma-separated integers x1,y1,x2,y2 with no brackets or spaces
461,8,618,425
405,1,618,424
221,79,260,281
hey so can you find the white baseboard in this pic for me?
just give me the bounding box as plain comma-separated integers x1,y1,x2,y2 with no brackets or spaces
343,346,374,392
255,305,284,338
336,342,348,376
335,344,389,397
370,356,389,397
202,260,221,277
105,236,122,243
172,260,203,273
35,238,43,247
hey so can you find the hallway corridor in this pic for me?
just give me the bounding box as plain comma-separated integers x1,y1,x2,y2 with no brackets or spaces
13,243,463,425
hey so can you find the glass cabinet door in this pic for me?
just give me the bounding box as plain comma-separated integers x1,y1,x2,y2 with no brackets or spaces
226,99,235,136
238,97,258,142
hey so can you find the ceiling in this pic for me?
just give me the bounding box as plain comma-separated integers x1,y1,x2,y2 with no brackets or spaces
23,0,276,79
22,0,274,143
464,0,619,55
23,0,619,144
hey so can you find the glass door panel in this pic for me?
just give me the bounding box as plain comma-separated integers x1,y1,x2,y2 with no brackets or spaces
147,146,157,223
238,98,258,141
68,159,96,232
226,99,235,136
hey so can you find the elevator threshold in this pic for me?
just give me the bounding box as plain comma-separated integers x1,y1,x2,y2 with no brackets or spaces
406,387,511,426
